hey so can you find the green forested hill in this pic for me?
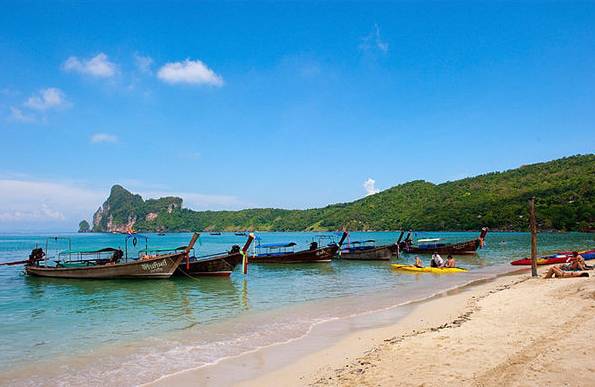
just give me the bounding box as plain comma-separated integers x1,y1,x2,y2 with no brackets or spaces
89,155,594,232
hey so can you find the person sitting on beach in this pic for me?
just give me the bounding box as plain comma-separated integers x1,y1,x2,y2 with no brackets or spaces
430,253,444,268
563,251,587,271
444,255,456,268
544,265,589,279
414,256,424,268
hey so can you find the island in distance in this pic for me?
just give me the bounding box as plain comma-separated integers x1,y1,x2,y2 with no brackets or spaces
81,154,594,234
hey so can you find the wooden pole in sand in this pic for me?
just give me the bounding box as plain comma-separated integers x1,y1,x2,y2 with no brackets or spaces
529,197,538,277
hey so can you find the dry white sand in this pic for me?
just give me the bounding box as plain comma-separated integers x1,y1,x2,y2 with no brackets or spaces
154,267,595,387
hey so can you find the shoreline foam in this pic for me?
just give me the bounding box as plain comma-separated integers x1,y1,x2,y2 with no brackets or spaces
148,265,530,386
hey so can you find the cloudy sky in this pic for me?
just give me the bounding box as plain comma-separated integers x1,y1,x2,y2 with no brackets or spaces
1,2,594,231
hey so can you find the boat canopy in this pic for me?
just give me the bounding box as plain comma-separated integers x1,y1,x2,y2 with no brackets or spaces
258,242,297,249
417,238,441,243
350,240,375,244
59,247,121,255
138,246,187,253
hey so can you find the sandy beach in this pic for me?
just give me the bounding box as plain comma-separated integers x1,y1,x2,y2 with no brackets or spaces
154,267,595,387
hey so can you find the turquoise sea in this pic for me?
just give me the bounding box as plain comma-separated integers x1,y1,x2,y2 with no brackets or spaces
0,231,593,385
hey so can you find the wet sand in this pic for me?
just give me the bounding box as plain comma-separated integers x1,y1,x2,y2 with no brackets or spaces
154,267,595,386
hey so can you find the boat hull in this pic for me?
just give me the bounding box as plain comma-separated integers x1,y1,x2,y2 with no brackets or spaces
26,253,185,279
402,239,481,255
391,264,467,273
175,253,243,276
339,245,393,260
250,245,338,264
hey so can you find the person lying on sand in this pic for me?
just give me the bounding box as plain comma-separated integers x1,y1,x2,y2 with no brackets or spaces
414,256,424,268
543,265,589,279
444,255,456,268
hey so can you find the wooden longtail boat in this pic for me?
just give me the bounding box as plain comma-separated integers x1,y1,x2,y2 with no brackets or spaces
250,232,348,264
174,234,255,276
399,228,488,255
24,233,199,279
339,239,394,261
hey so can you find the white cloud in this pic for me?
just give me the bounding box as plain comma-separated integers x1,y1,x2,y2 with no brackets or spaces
0,204,65,222
157,59,223,86
9,106,35,123
363,178,380,196
63,53,117,78
0,178,245,230
24,88,68,111
0,179,104,229
134,53,154,74
359,24,389,54
91,133,118,144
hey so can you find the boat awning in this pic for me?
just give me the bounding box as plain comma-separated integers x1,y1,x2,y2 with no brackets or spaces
258,242,297,249
59,247,120,254
417,238,441,243
138,246,187,253
350,240,375,244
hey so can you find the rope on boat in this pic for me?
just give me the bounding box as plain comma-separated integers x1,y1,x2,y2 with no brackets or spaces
177,267,203,281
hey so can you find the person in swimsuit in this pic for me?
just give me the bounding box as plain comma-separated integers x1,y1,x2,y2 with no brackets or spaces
444,255,456,268
544,265,589,278
563,251,587,271
414,256,424,268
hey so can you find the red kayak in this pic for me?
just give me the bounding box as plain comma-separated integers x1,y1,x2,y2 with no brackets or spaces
511,249,595,266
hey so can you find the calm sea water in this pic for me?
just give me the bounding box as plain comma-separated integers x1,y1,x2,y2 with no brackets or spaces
0,231,592,385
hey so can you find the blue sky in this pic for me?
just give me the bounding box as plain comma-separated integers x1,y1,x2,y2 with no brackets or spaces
1,2,594,230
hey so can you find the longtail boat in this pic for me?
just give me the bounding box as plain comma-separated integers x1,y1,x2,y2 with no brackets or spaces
23,233,199,279
250,232,348,264
399,228,488,255
510,249,595,266
170,233,255,276
339,239,394,261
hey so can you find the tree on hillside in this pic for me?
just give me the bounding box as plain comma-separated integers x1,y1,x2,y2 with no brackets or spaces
78,220,91,233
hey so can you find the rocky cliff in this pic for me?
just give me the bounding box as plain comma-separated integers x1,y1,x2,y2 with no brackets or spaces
92,185,182,232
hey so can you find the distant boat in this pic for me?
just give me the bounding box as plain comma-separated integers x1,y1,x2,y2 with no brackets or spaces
157,232,166,236
399,228,488,255
22,233,199,279
250,232,348,264
210,232,222,236
235,232,247,236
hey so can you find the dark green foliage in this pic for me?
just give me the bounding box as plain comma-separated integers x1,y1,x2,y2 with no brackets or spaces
92,185,183,232
92,155,594,232
78,220,90,233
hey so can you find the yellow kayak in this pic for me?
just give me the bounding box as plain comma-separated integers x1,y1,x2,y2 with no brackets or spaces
391,264,468,273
